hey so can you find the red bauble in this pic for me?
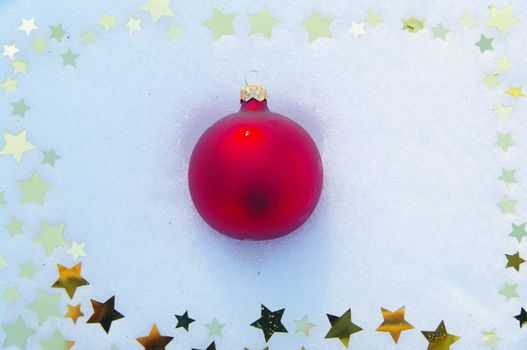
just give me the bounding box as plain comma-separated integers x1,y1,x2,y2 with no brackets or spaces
188,86,323,240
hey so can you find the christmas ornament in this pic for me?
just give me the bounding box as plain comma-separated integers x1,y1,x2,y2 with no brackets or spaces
188,83,323,240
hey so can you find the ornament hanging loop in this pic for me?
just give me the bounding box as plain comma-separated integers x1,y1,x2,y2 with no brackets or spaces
244,70,260,86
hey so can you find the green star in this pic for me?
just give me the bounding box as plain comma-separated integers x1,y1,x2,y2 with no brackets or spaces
302,10,333,42
28,289,62,324
495,55,513,72
481,72,500,88
140,0,174,23
432,23,450,40
61,48,79,67
0,191,6,206
167,24,182,41
294,315,315,336
3,286,20,304
49,24,65,41
0,129,35,163
475,34,493,53
249,6,280,38
485,5,520,36
498,282,519,300
17,171,52,205
497,197,517,214
402,17,425,32
98,14,117,31
175,311,195,331
482,329,502,350
35,221,68,256
505,251,525,271
495,132,514,151
204,9,235,40
493,104,512,119
42,148,60,167
325,309,362,347
31,37,48,53
251,304,288,342
510,223,527,243
459,12,475,28
81,30,98,45
5,217,23,236
39,330,73,350
1,317,35,349
367,11,382,27
12,58,28,74
0,254,7,268
1,75,18,94
19,261,37,280
205,317,225,338
126,17,142,34
11,98,31,117
498,168,516,184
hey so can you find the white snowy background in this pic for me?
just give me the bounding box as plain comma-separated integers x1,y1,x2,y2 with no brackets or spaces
1,0,527,349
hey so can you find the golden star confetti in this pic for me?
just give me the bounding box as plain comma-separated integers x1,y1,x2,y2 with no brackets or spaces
137,324,173,350
422,321,460,350
65,303,84,324
325,309,362,347
52,262,89,298
87,296,124,333
376,306,414,343
251,304,288,342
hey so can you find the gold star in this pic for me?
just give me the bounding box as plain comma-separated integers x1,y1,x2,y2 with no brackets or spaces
52,262,89,298
376,306,414,343
137,324,173,350
0,129,34,163
506,86,525,100
422,321,460,350
324,309,362,347
485,5,520,36
65,303,84,324
505,251,525,271
87,296,124,333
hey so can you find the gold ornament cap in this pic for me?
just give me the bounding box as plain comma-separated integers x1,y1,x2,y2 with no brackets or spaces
240,85,267,102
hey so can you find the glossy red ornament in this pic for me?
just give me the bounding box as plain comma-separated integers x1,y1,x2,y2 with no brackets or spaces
188,87,323,240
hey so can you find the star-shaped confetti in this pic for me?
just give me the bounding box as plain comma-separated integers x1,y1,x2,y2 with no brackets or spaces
1,75,18,94
18,18,38,35
175,311,195,331
81,30,98,45
137,324,173,350
141,0,174,23
350,21,365,38
205,317,225,338
432,23,450,40
497,197,516,214
481,72,499,89
52,262,89,298
126,17,142,34
0,254,8,268
11,98,31,117
3,43,20,60
505,251,525,271
67,241,87,260
1,129,34,163
204,9,235,40
1,317,35,350
98,14,117,31
459,12,475,28
498,282,519,300
325,309,362,347
12,58,28,74
251,304,288,342
39,329,74,350
61,48,79,67
28,289,62,324
32,37,48,54
376,306,414,343
496,55,513,72
167,24,182,40
506,86,525,100
302,10,333,42
49,24,65,41
294,315,315,336
2,286,20,304
482,329,502,349
509,223,526,242
0,191,6,206
19,261,37,280
5,217,23,236
18,171,53,205
249,6,280,38
34,221,67,255
493,104,512,119
475,34,493,53
42,148,60,167
485,5,519,36
367,11,382,26
65,303,84,324
87,296,124,333
422,321,459,350
515,307,527,328
402,17,425,32
495,133,514,151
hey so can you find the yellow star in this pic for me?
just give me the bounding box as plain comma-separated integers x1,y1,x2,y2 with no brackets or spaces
485,5,520,36
495,55,513,72
140,0,174,24
506,86,525,100
98,14,117,31
376,306,414,343
325,309,362,347
422,321,460,350
302,10,333,42
64,303,84,324
1,75,18,94
126,17,142,34
51,262,89,298
0,129,35,163
137,324,173,349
